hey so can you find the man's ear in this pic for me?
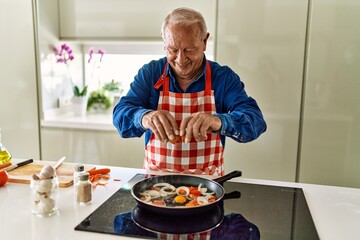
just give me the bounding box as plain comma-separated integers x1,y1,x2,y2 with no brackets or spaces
203,32,210,51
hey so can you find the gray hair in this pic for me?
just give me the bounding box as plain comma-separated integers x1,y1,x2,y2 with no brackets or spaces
161,7,208,40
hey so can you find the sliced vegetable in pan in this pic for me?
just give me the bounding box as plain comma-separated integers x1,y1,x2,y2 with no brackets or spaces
139,182,217,207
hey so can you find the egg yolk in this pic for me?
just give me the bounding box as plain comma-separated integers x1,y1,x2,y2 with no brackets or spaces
174,195,187,204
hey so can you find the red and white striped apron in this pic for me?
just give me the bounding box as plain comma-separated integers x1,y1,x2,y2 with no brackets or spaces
144,61,224,176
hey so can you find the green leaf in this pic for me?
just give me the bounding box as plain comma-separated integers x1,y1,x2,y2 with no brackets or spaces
73,85,88,96
80,86,88,96
73,86,80,96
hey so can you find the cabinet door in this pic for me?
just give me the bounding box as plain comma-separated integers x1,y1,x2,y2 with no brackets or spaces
217,0,308,181
41,128,144,168
59,0,216,39
0,0,40,159
300,0,360,188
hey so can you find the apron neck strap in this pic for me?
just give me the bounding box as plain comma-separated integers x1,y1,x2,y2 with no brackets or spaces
204,60,212,93
153,62,168,90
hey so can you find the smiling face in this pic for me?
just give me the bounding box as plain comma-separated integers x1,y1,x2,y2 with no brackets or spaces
163,23,209,83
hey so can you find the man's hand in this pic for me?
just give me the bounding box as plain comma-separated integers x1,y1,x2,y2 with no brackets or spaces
179,112,222,143
142,110,179,142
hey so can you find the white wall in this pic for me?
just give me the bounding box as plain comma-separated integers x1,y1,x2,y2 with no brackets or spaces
0,0,40,160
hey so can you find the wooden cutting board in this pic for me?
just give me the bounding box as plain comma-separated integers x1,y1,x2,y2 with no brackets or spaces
7,160,95,188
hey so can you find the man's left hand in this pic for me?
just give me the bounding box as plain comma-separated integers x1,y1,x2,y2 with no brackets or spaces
179,112,222,143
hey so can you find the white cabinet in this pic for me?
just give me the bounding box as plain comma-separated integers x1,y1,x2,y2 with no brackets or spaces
299,0,360,188
217,0,360,187
217,0,309,181
0,0,40,160
59,0,216,40
41,127,144,168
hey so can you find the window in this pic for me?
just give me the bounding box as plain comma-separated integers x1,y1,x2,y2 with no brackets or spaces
83,41,214,95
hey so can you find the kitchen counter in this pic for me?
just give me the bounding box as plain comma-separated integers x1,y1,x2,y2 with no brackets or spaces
1,159,360,240
41,109,115,131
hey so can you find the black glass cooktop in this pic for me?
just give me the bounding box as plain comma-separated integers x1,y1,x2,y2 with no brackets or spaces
75,174,319,240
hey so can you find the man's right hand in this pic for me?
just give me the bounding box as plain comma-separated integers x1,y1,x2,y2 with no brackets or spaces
142,110,179,142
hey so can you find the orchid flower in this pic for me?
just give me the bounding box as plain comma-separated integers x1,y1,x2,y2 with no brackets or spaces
98,49,105,62
87,47,106,90
54,43,74,64
88,48,94,63
53,43,87,97
88,48,105,63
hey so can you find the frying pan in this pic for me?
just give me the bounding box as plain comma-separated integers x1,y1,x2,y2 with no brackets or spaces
131,191,241,234
131,170,242,216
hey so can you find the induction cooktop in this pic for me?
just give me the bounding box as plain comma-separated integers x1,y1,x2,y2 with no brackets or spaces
75,174,319,240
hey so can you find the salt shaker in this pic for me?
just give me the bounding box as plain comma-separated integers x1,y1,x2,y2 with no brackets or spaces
73,163,85,186
75,172,92,205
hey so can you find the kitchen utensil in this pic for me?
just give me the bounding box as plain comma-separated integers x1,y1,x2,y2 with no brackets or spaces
131,170,242,216
131,191,240,234
3,159,33,172
54,156,66,169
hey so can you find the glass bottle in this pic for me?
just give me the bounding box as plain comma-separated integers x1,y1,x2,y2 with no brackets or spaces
73,163,85,186
0,128,12,164
75,172,92,205
31,176,59,217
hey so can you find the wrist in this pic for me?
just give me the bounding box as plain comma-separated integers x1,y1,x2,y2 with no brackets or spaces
139,110,153,130
210,115,222,132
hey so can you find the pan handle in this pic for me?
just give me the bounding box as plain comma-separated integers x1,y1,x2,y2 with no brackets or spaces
214,170,242,184
223,191,241,200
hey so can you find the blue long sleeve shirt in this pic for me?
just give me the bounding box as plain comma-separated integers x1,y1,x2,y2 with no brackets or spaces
113,56,266,146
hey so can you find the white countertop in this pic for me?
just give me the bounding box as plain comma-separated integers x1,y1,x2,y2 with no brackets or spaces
41,110,115,131
1,160,360,240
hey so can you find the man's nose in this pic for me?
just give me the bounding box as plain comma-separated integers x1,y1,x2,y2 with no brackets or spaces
176,51,187,64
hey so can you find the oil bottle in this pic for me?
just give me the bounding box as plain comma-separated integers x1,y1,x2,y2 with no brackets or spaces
0,128,12,164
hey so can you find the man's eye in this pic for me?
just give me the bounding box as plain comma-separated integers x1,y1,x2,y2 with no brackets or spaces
168,48,177,54
185,49,196,54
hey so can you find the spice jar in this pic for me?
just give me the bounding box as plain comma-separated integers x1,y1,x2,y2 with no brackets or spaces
31,176,59,217
75,172,92,205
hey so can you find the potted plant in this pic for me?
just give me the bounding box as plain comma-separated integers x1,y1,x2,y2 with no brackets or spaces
53,43,88,116
72,85,88,117
87,88,112,112
103,79,123,105
86,47,110,112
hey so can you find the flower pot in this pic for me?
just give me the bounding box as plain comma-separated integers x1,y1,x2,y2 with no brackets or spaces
72,96,88,117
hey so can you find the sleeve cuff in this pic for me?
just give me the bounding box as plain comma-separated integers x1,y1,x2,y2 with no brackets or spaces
213,113,246,142
134,109,153,131
213,113,227,134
